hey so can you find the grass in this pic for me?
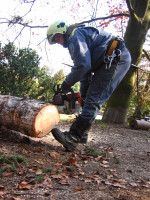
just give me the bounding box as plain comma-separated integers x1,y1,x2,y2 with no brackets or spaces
0,153,27,176
113,155,120,164
42,167,53,173
34,174,45,183
84,147,107,158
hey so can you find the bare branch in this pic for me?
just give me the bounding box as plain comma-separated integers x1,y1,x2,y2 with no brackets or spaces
13,26,25,43
79,13,130,25
143,49,150,61
21,0,36,18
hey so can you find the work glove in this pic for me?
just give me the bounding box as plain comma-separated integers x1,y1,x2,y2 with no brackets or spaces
61,80,71,93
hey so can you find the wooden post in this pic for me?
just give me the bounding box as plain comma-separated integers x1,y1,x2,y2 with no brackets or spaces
0,95,59,137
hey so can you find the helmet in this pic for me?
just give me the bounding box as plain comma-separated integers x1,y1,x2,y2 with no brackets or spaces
47,20,70,44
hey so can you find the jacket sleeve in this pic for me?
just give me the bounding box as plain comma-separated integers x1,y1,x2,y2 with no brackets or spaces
65,32,92,86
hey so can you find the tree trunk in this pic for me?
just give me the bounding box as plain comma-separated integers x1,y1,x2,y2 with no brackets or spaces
103,0,150,124
0,95,59,137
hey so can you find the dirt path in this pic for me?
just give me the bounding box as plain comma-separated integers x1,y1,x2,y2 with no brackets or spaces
0,121,150,200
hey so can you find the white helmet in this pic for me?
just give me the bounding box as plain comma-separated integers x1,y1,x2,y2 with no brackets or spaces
47,20,70,44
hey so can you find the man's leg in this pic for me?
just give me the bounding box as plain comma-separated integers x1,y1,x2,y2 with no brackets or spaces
80,48,131,123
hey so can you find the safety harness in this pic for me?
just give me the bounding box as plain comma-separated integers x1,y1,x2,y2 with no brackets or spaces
104,37,123,69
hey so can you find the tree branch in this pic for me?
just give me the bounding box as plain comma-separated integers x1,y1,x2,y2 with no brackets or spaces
13,26,25,43
143,49,150,61
21,0,36,18
79,13,130,25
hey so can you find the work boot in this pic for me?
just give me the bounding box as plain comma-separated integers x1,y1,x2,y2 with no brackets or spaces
51,117,91,152
80,134,88,144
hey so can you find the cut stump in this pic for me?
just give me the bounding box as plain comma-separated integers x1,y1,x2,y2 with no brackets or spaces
0,95,59,137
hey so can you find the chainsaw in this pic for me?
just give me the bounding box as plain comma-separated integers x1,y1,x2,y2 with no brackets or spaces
52,83,82,114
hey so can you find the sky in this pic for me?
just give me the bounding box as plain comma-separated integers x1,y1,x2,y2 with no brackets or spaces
0,0,149,75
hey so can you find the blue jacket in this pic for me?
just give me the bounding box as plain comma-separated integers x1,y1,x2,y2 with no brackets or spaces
65,26,113,93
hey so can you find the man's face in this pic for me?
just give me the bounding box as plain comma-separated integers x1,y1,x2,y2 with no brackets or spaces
52,33,64,46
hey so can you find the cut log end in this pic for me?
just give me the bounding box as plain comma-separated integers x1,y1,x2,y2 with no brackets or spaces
34,104,60,137
0,95,60,138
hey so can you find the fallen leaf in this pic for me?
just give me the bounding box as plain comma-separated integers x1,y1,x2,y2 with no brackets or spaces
29,168,35,172
100,163,109,168
36,169,43,175
102,160,109,164
68,157,77,165
147,152,150,156
129,182,138,187
49,152,59,158
95,156,103,161
51,174,64,180
19,181,32,190
0,185,5,190
34,147,44,153
35,160,44,165
10,198,25,200
0,191,4,198
84,179,92,183
111,183,127,189
59,179,70,185
53,162,62,166
2,172,13,177
74,187,84,192
95,179,101,185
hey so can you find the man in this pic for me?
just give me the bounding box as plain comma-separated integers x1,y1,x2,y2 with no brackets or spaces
47,20,131,152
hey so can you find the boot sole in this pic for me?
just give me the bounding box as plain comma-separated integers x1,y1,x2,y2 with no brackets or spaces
51,128,77,152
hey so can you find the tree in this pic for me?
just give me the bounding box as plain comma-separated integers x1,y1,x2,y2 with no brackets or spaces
0,42,40,97
102,0,150,123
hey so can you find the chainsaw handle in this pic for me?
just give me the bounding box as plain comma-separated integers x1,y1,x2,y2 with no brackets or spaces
53,83,62,94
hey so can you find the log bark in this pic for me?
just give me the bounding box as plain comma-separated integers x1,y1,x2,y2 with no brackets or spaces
0,95,59,137
129,119,150,130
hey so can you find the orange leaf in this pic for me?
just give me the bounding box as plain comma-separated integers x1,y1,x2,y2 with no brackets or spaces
68,157,76,164
36,169,43,175
0,192,4,198
19,181,32,190
0,185,5,190
74,187,84,192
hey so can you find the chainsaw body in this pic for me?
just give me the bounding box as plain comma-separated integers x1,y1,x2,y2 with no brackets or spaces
53,84,81,114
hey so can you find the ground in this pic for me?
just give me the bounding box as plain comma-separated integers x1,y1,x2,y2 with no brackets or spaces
0,116,150,200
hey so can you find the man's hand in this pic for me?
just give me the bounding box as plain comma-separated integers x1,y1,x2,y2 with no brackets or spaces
61,80,71,93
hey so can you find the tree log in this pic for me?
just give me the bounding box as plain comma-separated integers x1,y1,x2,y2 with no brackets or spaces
0,95,59,137
129,119,150,130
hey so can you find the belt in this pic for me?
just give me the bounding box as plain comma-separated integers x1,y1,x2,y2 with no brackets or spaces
106,37,123,57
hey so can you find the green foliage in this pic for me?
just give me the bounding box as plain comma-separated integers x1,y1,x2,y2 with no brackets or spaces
0,42,67,102
0,42,40,97
128,62,150,118
72,82,80,92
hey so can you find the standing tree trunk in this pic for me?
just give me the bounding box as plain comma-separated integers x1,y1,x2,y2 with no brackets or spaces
103,0,150,124
0,95,59,137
